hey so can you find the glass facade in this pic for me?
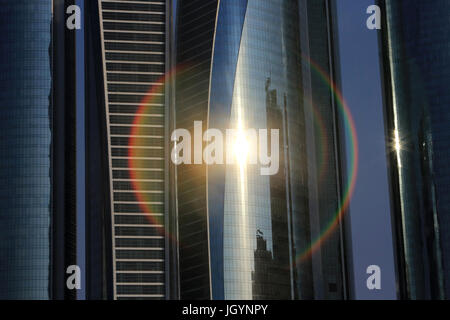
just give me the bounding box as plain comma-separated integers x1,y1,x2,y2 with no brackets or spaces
0,0,53,299
209,0,306,300
96,0,169,300
299,0,347,299
176,0,219,300
381,0,450,299
207,0,249,300
176,0,348,300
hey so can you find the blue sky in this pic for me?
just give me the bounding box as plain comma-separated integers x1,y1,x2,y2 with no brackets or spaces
336,0,397,299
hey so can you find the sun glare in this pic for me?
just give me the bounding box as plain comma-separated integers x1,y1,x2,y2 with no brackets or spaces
394,129,402,152
232,130,250,165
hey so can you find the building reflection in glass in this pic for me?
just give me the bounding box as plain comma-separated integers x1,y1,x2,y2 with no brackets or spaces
176,0,348,300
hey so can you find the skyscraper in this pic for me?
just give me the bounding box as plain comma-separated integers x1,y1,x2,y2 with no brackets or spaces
380,0,450,299
85,0,174,300
0,0,77,299
175,0,349,300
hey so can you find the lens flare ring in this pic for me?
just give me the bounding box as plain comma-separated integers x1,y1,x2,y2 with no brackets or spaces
295,55,359,264
128,62,359,258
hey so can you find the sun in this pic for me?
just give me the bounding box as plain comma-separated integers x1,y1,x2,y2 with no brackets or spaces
232,130,250,166
391,129,408,153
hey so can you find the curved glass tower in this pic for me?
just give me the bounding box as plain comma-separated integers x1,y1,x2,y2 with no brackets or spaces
208,0,305,300
0,1,53,299
381,0,450,299
176,0,348,300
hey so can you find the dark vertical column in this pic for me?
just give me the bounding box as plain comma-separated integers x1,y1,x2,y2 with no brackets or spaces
52,0,77,300
176,0,219,300
84,0,114,300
